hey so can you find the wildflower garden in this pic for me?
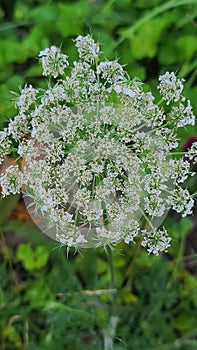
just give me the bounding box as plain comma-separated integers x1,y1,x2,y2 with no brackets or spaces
0,0,197,349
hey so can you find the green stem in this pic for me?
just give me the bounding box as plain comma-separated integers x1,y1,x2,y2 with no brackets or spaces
139,207,155,230
130,122,147,134
168,152,186,155
103,246,117,350
106,245,115,291
0,227,18,286
102,206,117,350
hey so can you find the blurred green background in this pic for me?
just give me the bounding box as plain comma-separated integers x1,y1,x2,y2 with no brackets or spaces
0,0,197,349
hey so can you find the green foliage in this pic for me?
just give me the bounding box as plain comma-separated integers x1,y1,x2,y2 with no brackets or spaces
0,195,20,225
129,12,176,59
16,243,49,270
0,0,197,349
0,216,197,349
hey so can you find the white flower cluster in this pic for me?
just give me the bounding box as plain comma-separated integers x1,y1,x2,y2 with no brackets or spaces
16,85,38,113
141,227,171,255
0,131,12,164
169,101,195,127
0,35,196,255
186,141,197,164
0,164,22,196
75,35,100,62
158,71,184,105
97,61,125,84
39,46,69,78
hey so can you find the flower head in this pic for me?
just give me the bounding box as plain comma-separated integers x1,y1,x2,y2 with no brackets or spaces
75,35,100,62
0,35,196,254
39,45,69,78
157,71,184,105
186,141,197,164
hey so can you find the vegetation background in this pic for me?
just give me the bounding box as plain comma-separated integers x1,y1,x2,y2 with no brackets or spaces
0,0,197,349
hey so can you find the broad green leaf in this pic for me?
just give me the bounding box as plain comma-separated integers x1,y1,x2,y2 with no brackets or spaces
25,65,42,78
171,315,196,331
97,257,108,274
0,39,25,65
26,4,58,23
118,0,197,46
0,63,13,82
119,286,138,304
176,36,197,62
16,243,49,270
56,1,89,36
24,280,51,308
129,13,176,59
0,75,24,117
5,325,22,346
22,27,49,59
0,75,24,93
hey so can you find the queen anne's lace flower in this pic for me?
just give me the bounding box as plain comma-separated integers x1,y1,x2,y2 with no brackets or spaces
186,142,197,164
168,159,190,183
39,46,69,78
8,114,30,141
15,85,37,114
169,101,195,127
0,165,22,197
0,35,196,254
97,61,125,84
157,71,184,105
141,228,171,255
167,187,194,217
75,35,100,62
0,130,12,164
